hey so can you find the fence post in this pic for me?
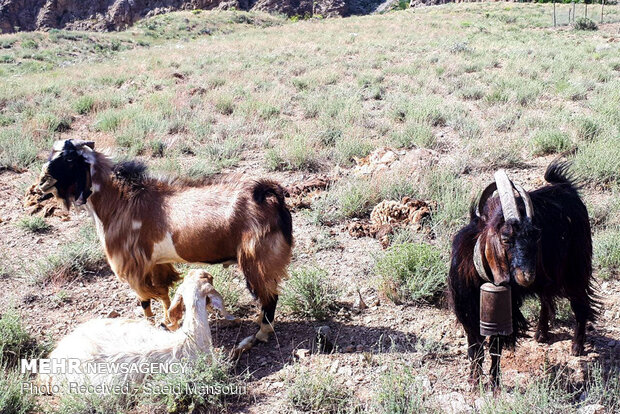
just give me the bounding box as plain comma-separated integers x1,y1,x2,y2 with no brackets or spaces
601,0,605,23
553,0,556,27
572,1,576,22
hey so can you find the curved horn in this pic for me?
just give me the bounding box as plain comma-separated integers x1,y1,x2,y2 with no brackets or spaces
70,139,95,151
514,184,534,219
494,169,520,221
476,182,497,218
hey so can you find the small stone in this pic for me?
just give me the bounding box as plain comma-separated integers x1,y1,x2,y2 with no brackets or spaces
578,404,606,414
315,326,331,336
356,344,364,352
344,345,355,353
354,290,368,311
433,392,472,413
294,349,310,360
106,310,120,318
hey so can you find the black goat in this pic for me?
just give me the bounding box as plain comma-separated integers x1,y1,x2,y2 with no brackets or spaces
448,160,598,389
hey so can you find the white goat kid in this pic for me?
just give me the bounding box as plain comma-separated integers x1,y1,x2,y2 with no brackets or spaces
40,270,228,390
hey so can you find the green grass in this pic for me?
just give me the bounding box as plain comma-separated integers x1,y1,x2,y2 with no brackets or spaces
371,365,436,414
375,242,446,304
390,122,437,149
16,216,50,233
0,308,47,368
0,128,41,170
72,95,95,115
478,364,620,414
0,369,39,414
530,130,571,156
142,351,243,413
284,363,354,413
33,225,105,285
594,226,620,279
280,266,339,320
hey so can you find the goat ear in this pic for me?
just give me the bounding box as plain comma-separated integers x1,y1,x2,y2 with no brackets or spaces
167,294,185,331
202,283,237,321
484,232,510,285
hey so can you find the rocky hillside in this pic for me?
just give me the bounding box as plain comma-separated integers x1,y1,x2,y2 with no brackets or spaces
0,0,393,33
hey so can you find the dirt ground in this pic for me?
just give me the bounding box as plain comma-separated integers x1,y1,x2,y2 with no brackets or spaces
1,143,619,413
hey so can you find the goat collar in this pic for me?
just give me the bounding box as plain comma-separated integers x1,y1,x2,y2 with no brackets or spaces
473,237,492,283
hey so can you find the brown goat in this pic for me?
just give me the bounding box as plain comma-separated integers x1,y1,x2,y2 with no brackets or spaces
38,139,293,351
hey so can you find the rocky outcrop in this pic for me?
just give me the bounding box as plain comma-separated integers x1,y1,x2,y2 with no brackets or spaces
0,0,364,33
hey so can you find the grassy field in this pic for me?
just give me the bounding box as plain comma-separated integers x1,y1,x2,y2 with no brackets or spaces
1,2,620,413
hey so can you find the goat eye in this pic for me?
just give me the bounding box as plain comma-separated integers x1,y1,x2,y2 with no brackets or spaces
501,235,511,244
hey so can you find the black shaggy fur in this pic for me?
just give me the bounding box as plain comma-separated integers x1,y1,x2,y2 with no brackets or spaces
448,160,598,388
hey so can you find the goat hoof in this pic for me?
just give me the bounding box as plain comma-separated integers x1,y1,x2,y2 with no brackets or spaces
234,335,257,357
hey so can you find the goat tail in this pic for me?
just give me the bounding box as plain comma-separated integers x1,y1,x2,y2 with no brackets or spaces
252,180,293,247
544,158,584,190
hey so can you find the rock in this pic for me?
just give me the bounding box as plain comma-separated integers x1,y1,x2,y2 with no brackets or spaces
294,348,310,360
433,392,472,414
578,404,606,414
313,326,334,353
354,290,367,311
106,310,120,318
0,0,350,34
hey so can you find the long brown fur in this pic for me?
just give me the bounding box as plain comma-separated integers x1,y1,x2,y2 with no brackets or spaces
83,153,293,327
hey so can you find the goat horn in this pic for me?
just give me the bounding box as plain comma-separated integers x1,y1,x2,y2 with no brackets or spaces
70,139,95,150
476,182,497,218
514,184,534,219
494,169,520,221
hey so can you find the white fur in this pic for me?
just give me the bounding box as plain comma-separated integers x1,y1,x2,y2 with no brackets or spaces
131,220,142,230
40,274,213,390
152,232,185,264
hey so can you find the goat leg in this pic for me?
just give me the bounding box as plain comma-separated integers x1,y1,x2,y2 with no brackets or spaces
467,333,484,386
489,335,503,393
255,295,278,342
140,299,155,322
535,297,553,343
569,298,589,356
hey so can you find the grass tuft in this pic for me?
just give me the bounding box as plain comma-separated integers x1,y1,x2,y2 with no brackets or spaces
375,242,446,304
284,363,353,413
530,130,571,156
281,267,338,320
16,216,50,233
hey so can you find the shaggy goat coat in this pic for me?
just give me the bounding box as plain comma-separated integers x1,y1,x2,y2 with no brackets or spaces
40,271,222,389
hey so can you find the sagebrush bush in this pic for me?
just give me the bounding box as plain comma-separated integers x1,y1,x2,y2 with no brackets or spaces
375,243,446,304
390,123,436,149
285,364,353,413
143,351,242,413
530,130,571,156
594,226,620,279
73,95,95,114
16,216,50,233
574,134,620,185
574,17,598,31
371,365,434,414
281,267,338,320
34,225,105,285
0,128,40,170
0,369,38,414
0,308,46,368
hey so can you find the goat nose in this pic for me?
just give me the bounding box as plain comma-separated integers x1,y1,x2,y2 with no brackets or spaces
515,269,534,287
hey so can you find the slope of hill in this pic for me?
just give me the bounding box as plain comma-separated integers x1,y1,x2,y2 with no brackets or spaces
0,0,391,33
1,3,620,413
